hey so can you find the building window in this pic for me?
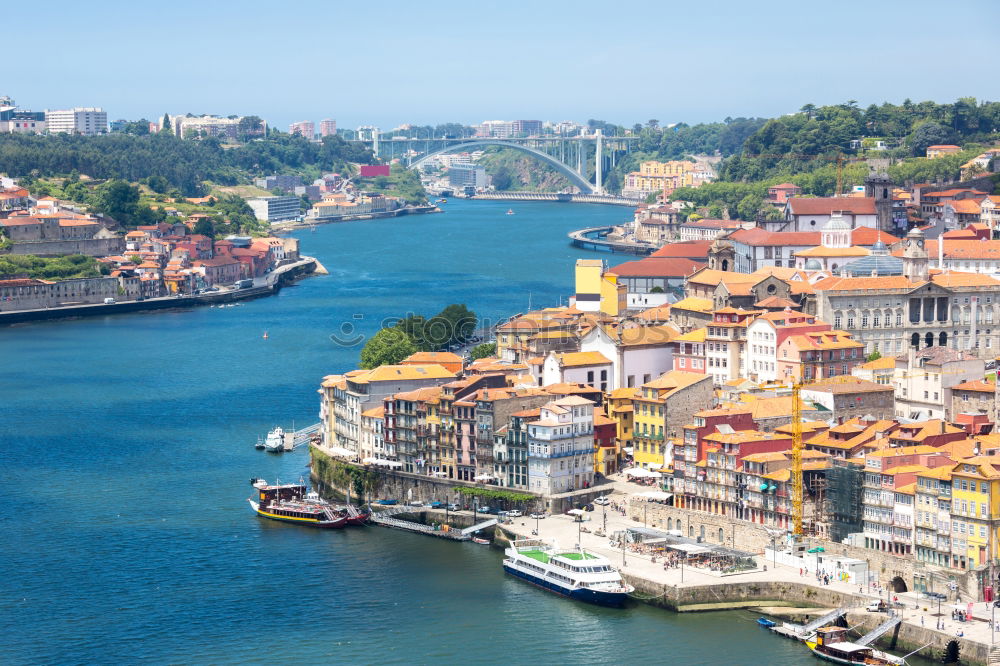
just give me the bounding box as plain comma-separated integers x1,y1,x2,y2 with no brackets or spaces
847,317,855,328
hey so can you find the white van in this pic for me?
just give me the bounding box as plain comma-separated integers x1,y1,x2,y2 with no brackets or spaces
103,298,116,305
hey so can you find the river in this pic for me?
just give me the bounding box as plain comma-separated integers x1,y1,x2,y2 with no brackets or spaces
3,199,826,663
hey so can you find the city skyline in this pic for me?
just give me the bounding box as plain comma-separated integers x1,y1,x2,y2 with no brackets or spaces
6,0,996,131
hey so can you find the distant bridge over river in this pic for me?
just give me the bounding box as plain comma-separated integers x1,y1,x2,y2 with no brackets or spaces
472,192,641,207
347,134,637,195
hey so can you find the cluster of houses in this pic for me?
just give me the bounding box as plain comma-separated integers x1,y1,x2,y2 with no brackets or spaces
315,167,1000,585
0,184,298,310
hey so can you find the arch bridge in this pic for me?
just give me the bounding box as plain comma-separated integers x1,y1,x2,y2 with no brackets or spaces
352,132,637,196
409,139,599,194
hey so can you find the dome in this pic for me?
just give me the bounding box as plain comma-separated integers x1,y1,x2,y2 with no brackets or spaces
823,213,850,231
870,240,889,256
804,258,823,270
840,253,903,277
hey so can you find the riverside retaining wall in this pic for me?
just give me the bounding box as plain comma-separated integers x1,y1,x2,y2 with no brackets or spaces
0,257,316,325
310,446,613,513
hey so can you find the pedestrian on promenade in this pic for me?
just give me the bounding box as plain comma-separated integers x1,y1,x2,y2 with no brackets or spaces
921,616,924,627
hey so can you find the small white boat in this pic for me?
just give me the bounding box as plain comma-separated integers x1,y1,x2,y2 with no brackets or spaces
506,209,515,215
263,427,285,453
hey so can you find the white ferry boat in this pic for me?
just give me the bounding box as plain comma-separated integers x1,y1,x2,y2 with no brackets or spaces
263,426,285,452
502,539,633,607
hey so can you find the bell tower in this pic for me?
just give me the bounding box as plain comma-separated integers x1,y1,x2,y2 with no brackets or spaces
901,227,929,282
865,171,894,235
708,239,735,272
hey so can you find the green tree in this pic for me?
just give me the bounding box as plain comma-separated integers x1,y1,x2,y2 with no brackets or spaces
145,175,170,193
908,121,953,156
238,116,265,141
469,342,496,360
193,217,215,238
359,327,418,369
866,349,882,362
160,114,171,134
426,303,476,349
396,314,429,350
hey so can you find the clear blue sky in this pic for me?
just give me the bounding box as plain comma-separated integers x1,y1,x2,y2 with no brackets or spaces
7,0,996,130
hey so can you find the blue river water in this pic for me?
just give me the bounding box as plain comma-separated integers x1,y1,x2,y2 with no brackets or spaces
4,199,821,664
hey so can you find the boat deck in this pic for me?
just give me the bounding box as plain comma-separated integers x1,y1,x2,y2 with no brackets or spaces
521,549,551,564
519,549,599,564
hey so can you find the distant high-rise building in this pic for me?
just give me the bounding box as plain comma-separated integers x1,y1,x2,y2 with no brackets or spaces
289,121,315,138
45,108,107,135
319,119,337,137
512,120,542,136
448,164,488,190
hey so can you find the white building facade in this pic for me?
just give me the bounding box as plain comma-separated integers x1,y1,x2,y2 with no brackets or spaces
527,396,595,495
45,108,107,135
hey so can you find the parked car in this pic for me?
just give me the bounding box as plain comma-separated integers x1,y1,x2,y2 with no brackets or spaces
584,503,595,512
376,499,398,505
428,501,444,509
507,509,523,518
593,496,611,506
529,512,547,519
866,600,887,613
406,500,424,507
477,506,495,514
446,503,460,511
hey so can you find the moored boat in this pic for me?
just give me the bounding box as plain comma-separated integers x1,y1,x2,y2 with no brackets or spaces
248,479,348,528
805,627,905,665
263,426,285,452
472,537,490,544
757,617,776,628
502,539,633,607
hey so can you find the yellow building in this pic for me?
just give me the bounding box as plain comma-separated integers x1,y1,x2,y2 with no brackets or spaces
593,409,620,476
607,387,639,463
949,457,1000,570
622,160,705,198
632,374,708,469
574,259,625,316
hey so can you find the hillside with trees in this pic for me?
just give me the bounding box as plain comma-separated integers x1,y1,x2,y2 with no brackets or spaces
718,98,1000,184
0,133,374,197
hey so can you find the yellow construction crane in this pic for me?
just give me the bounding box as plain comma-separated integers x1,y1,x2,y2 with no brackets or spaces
790,381,804,536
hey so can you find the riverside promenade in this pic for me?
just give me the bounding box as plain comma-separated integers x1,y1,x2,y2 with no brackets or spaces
495,480,994,665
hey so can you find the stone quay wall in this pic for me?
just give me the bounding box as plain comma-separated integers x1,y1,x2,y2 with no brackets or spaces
310,446,612,513
7,237,123,257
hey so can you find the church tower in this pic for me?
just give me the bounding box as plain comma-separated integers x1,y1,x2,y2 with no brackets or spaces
901,227,929,282
865,171,894,235
707,239,735,272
